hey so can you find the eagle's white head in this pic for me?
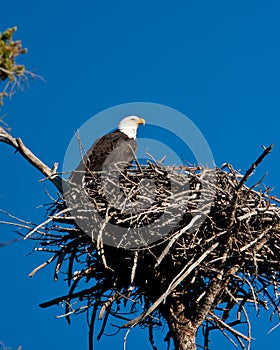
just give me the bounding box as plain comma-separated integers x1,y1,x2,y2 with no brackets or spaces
118,115,145,139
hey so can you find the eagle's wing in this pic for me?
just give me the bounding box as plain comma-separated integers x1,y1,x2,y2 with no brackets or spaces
70,131,137,185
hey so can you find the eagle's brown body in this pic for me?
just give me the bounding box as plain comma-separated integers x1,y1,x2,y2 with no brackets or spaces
70,130,137,186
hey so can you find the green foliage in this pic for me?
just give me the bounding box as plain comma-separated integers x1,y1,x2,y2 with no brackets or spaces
0,26,27,106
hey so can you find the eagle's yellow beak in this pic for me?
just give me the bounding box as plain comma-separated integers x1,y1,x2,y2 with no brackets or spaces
137,118,145,125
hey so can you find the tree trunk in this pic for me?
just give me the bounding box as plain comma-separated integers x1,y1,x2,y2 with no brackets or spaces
161,296,197,350
168,319,197,350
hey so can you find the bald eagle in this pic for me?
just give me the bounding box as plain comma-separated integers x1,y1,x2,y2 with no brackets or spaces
70,116,145,188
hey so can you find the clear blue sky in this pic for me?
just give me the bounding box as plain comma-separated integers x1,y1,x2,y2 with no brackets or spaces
1,1,280,349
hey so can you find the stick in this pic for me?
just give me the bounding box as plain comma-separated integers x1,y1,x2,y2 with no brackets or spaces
236,144,273,191
0,126,65,193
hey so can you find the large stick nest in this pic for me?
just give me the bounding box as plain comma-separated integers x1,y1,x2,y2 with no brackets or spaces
7,147,280,349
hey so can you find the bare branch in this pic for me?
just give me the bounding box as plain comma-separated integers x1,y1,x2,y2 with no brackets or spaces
0,126,65,193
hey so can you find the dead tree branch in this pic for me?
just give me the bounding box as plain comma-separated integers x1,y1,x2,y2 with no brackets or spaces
0,126,64,193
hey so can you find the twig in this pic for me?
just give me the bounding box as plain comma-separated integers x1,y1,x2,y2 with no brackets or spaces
24,207,70,239
29,254,59,277
236,145,273,191
209,312,250,341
